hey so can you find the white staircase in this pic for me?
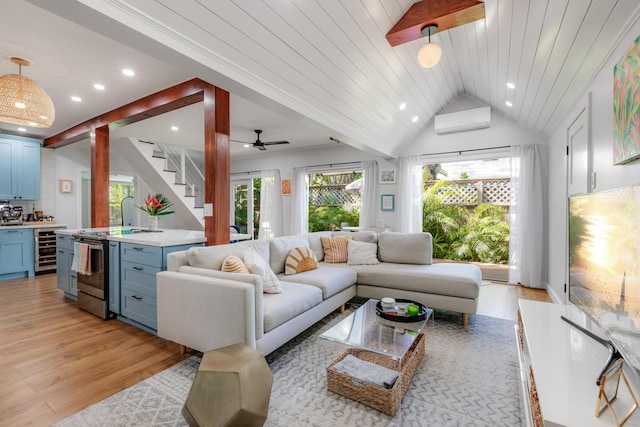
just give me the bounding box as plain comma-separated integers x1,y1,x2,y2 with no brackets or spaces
114,137,204,229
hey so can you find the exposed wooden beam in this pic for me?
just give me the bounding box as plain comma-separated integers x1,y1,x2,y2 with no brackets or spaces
91,126,110,228
386,0,485,47
203,85,230,245
43,79,206,148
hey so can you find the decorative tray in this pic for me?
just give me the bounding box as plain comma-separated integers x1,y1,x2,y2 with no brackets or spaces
375,299,429,323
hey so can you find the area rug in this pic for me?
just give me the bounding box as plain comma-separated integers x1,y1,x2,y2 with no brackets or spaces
53,305,523,427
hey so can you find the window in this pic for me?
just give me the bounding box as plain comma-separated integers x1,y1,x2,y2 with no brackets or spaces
308,171,361,232
231,178,260,239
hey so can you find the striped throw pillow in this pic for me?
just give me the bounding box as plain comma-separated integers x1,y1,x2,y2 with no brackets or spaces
221,254,249,273
320,235,352,263
285,247,319,274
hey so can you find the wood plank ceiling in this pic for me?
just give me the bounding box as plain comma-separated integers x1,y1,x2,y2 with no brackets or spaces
29,0,640,158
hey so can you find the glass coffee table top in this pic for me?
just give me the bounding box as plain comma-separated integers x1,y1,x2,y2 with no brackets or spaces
320,299,432,360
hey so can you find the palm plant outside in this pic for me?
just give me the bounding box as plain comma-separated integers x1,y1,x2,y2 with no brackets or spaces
422,178,510,264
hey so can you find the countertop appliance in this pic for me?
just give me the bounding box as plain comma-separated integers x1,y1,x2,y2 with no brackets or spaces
0,203,23,226
72,230,114,320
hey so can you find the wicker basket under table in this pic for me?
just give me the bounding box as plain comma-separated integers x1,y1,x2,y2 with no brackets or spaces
326,332,425,416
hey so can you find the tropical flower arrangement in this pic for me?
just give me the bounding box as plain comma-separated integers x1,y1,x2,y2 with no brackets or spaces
136,193,175,216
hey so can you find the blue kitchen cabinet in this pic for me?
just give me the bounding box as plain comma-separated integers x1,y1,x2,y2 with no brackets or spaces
118,241,203,333
108,241,120,314
55,234,77,299
0,228,34,280
0,135,41,201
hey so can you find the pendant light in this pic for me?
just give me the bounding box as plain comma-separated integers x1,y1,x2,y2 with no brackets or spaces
417,24,442,68
0,57,55,128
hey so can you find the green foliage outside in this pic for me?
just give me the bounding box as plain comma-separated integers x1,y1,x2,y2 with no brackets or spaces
308,205,359,232
109,182,134,225
423,180,510,264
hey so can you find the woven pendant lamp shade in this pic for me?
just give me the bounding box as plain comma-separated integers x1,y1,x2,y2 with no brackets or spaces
0,57,55,128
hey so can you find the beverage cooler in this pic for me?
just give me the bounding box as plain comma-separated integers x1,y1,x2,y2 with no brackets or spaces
35,228,61,272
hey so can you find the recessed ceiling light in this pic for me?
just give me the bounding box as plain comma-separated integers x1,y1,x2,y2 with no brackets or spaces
171,126,179,131
94,83,105,90
399,102,407,110
507,82,516,89
17,127,26,132
122,69,135,77
71,96,82,102
505,101,513,107
412,116,419,123
244,144,250,148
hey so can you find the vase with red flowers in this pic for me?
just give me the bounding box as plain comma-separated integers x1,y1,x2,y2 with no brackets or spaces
136,193,175,230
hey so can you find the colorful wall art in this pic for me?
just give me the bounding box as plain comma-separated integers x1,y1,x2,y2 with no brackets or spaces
613,34,640,165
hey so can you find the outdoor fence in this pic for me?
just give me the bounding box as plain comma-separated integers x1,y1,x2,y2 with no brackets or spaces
425,178,511,207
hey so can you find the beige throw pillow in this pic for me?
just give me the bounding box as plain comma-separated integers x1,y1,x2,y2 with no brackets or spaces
347,240,379,265
221,254,249,273
244,249,283,294
285,247,319,275
321,235,352,263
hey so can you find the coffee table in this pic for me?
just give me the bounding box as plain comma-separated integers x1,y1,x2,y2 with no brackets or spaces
320,298,432,359
319,299,433,415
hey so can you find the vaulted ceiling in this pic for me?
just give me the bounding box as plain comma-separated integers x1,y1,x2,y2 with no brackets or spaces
5,0,640,159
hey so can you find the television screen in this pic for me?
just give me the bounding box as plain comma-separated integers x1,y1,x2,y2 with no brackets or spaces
569,185,640,380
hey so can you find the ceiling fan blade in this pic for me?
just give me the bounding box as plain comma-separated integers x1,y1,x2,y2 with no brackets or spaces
230,139,251,144
263,140,290,145
257,145,267,151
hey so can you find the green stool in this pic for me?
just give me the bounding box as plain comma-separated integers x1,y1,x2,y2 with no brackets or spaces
183,343,273,427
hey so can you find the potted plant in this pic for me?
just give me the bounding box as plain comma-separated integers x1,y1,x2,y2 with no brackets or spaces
136,193,174,230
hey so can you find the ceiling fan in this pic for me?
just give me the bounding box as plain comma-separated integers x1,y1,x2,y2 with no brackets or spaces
231,129,290,151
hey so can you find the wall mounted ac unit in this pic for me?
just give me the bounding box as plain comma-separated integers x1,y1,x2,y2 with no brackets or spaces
434,106,491,134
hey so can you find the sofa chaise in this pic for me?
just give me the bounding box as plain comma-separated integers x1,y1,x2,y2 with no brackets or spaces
156,231,482,355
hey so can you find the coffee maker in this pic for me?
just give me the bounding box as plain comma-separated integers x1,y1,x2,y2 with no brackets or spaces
0,202,23,226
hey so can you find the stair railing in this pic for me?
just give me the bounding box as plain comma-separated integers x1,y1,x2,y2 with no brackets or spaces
154,143,205,207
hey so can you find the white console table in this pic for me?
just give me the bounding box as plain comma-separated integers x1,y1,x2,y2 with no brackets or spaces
517,300,640,427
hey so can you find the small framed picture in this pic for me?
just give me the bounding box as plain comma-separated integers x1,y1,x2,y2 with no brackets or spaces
59,179,72,194
281,179,292,196
380,170,396,184
381,194,395,211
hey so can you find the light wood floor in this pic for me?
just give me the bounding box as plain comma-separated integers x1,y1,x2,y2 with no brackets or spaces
0,274,551,426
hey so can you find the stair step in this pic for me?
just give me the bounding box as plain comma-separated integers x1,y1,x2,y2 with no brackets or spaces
163,169,177,173
152,155,166,159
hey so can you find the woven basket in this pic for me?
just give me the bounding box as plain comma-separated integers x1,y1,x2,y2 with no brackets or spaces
327,333,425,416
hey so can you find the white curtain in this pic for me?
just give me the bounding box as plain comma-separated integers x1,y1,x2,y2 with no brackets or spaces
258,169,282,239
359,161,379,229
397,155,424,233
509,144,544,288
290,167,309,235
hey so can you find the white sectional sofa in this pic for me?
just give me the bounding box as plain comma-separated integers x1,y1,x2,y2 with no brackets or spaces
156,231,482,355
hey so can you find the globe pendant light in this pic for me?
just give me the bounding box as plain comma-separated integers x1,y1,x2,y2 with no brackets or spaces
417,24,441,68
0,57,55,128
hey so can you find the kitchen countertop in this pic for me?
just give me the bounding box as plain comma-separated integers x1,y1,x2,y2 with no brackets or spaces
0,223,66,229
55,227,207,247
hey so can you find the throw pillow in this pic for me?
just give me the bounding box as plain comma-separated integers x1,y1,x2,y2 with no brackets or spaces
221,254,249,273
244,249,283,293
285,246,319,275
347,240,380,266
320,235,352,263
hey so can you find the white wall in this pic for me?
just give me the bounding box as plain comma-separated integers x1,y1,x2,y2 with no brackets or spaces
43,141,191,230
547,16,640,303
401,96,547,158
231,143,397,231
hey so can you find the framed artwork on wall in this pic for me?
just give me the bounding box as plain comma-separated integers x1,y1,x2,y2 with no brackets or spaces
380,170,396,184
381,194,394,211
59,179,72,194
613,34,640,165
281,179,291,195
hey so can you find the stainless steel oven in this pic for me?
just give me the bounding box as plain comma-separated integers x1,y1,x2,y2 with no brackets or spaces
73,235,114,320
